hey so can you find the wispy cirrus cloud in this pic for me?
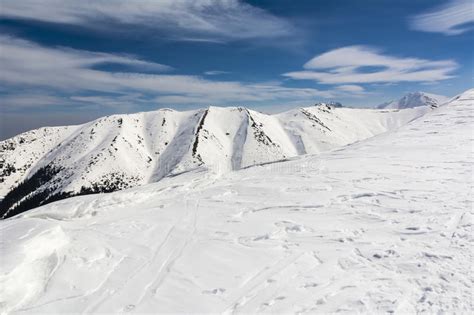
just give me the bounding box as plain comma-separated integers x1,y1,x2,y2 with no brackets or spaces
0,94,66,108
283,45,458,85
0,0,293,42
410,0,474,35
335,85,365,92
0,35,334,112
0,35,171,76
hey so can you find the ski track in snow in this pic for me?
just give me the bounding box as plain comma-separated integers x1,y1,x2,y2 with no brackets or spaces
0,89,473,313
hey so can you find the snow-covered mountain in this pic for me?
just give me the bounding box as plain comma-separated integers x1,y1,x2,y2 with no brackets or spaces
1,88,472,314
0,104,430,218
377,91,448,109
314,101,343,108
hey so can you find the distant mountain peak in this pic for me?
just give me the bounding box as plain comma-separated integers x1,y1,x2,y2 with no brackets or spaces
377,91,448,109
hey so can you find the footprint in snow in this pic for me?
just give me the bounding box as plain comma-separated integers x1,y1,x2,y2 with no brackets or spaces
274,221,311,233
401,226,430,234
214,231,229,236
202,288,226,295
123,304,135,312
302,282,319,289
351,192,377,199
262,296,286,307
238,234,280,248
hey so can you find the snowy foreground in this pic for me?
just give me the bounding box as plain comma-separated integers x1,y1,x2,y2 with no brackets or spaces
1,90,473,314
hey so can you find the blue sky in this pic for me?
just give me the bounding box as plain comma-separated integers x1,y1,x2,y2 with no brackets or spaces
0,0,473,138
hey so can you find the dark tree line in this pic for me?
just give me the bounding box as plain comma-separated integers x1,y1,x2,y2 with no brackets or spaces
0,166,137,219
0,165,62,219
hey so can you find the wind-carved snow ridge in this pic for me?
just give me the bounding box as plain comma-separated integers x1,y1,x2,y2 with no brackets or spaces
1,102,432,218
0,88,472,313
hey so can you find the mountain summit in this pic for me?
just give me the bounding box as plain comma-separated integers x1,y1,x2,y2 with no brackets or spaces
377,91,448,109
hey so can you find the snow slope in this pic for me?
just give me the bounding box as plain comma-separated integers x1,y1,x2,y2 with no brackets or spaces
0,88,472,313
377,91,449,109
0,104,429,218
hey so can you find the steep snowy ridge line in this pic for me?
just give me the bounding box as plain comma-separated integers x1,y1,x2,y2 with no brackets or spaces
1,103,432,218
139,112,155,169
0,88,471,313
192,109,210,163
247,109,278,146
149,110,202,182
301,108,331,131
230,111,249,171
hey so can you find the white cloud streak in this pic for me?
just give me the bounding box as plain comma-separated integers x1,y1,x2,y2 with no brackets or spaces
336,85,365,92
0,0,293,42
0,94,65,108
411,0,474,35
283,45,458,84
0,35,333,110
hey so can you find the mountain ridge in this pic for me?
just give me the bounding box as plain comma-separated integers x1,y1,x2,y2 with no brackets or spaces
0,103,432,218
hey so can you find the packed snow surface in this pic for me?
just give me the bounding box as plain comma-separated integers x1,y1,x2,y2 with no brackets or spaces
0,89,473,313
